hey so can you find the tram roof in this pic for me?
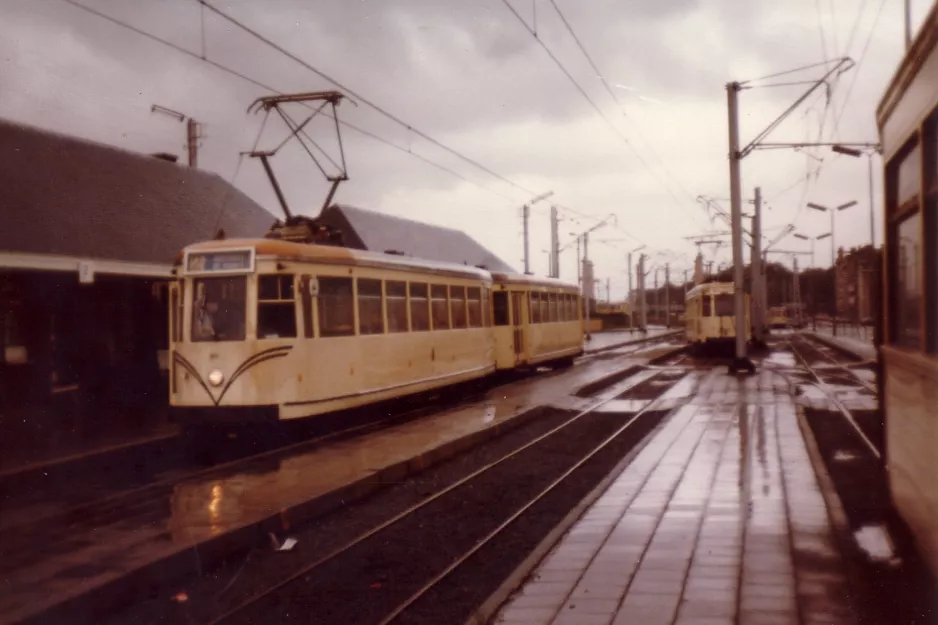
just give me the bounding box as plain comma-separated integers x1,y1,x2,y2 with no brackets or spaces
685,281,736,299
489,271,579,292
183,238,494,281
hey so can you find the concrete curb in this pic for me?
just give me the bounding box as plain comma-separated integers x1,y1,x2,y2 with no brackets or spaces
574,344,687,398
795,406,868,622
463,406,677,625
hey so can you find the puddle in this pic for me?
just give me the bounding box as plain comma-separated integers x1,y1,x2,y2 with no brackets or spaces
765,351,796,367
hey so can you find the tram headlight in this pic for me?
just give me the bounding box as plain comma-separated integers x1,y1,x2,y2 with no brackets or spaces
208,369,225,387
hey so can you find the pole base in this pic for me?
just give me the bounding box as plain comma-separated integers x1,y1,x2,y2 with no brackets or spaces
728,357,756,375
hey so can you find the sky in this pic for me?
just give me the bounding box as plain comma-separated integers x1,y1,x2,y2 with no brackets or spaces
1,0,932,299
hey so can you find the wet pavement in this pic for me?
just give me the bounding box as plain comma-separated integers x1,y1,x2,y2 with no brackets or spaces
584,327,674,354
806,330,876,362
494,368,859,625
0,344,682,625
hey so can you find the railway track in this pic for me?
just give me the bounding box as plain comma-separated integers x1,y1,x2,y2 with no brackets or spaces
101,357,693,625
784,334,933,625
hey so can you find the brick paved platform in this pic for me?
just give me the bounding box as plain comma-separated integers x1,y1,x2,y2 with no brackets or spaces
493,369,857,625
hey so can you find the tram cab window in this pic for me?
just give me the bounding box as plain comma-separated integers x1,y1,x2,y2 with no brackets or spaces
387,281,408,333
431,285,450,330
530,293,541,324
701,295,712,317
318,277,355,337
257,274,297,339
493,291,510,326
467,287,482,327
892,213,922,348
451,285,467,329
714,294,734,316
410,283,430,331
192,276,247,342
357,278,384,335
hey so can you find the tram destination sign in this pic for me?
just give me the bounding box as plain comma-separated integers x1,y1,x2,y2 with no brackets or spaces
184,248,255,275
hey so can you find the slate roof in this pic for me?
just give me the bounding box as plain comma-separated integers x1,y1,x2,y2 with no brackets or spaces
0,118,276,266
318,204,516,273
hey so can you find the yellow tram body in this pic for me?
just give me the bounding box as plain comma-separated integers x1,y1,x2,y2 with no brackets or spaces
683,282,751,346
168,239,583,426
875,1,938,580
767,306,790,329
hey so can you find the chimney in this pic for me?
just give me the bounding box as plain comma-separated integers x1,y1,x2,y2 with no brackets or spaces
151,152,179,163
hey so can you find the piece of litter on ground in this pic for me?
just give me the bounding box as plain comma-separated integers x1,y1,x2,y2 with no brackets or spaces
854,525,896,562
276,537,298,551
172,591,188,603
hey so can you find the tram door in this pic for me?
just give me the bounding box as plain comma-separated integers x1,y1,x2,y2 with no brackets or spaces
511,292,525,363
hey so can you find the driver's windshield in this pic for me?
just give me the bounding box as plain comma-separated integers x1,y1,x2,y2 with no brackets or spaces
191,277,247,342
714,293,735,317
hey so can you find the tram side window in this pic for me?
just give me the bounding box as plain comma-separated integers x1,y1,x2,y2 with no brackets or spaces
318,277,355,337
387,281,408,333
547,293,555,322
431,284,450,330
467,287,482,328
891,213,922,349
540,293,549,323
257,274,297,339
482,288,491,327
410,283,430,331
529,292,538,323
493,291,510,326
564,294,572,321
702,295,712,317
357,278,384,335
451,285,467,329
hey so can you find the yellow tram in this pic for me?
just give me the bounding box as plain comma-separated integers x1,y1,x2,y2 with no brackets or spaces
683,281,751,348
875,1,938,581
767,306,790,329
168,239,583,428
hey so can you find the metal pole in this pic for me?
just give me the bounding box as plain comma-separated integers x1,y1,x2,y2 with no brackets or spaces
665,263,671,329
186,118,199,168
523,204,530,275
905,0,913,50
576,236,581,285
628,253,633,331
726,81,751,370
640,254,647,330
868,153,875,246
583,233,591,338
752,186,764,344
550,205,559,278
831,209,837,336
654,268,659,326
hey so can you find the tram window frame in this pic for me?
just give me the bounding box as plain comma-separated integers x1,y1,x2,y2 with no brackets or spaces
431,284,450,330
702,295,712,317
925,112,938,354
546,293,555,322
409,282,430,331
450,285,467,329
357,278,384,335
530,292,541,324
298,276,313,338
540,292,549,323
467,286,483,328
170,281,184,343
482,287,491,327
317,276,355,338
257,274,297,340
386,281,408,333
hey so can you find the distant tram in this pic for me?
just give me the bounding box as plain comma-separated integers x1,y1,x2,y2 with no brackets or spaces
683,281,751,350
168,239,583,432
875,1,938,581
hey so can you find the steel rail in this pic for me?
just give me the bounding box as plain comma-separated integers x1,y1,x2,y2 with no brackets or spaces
209,366,688,624
798,334,876,393
786,337,881,460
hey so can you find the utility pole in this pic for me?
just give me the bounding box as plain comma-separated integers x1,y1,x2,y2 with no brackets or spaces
151,104,201,168
522,204,531,275
653,268,659,326
905,0,913,50
664,263,671,329
639,254,648,330
752,186,765,345
684,269,689,297
575,236,581,285
583,232,592,339
793,255,802,326
606,277,611,303
550,205,560,278
726,81,753,373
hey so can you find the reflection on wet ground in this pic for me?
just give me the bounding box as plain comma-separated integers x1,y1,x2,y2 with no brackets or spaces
0,343,680,625
497,368,862,625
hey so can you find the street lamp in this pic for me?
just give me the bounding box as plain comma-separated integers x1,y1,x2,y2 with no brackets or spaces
832,144,880,246
794,232,815,267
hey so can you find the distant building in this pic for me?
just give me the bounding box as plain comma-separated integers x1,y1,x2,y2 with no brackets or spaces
834,245,880,323
312,204,516,273
0,118,275,419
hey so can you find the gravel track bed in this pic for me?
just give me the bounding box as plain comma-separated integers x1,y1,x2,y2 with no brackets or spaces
804,407,933,625
223,408,664,625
